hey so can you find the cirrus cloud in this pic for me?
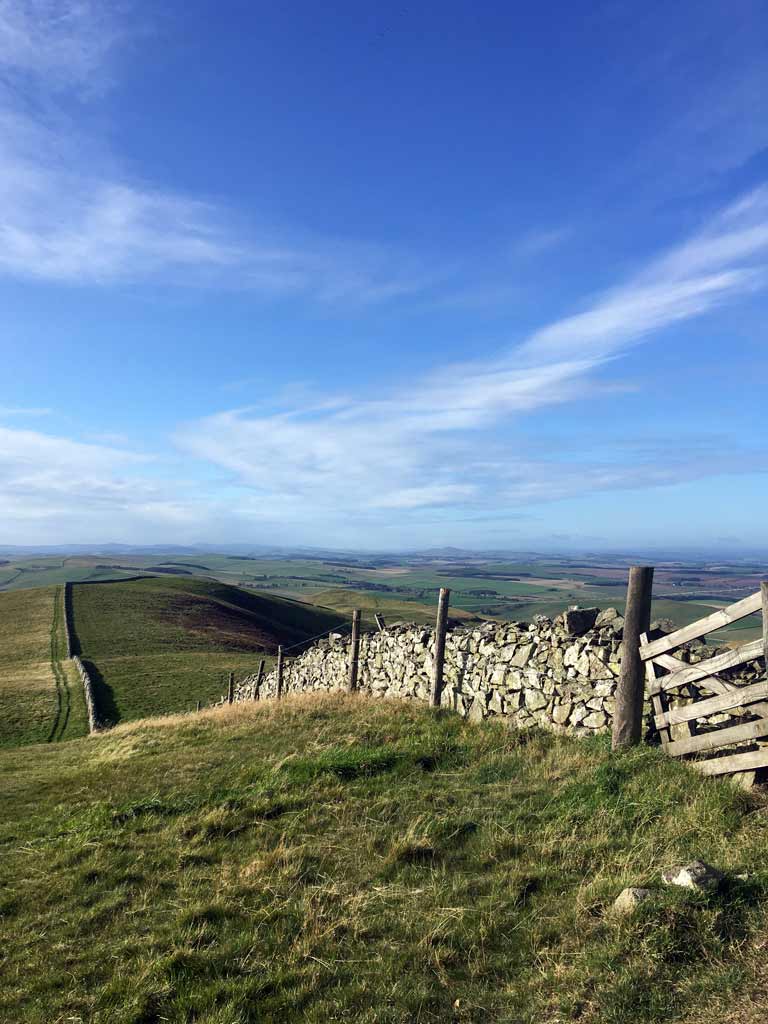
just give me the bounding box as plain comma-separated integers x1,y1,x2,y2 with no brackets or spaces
175,185,768,524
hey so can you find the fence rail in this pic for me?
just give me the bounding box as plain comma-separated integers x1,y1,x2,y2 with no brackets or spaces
636,578,768,779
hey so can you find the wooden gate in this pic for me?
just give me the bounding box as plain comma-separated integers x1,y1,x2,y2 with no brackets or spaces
638,588,768,778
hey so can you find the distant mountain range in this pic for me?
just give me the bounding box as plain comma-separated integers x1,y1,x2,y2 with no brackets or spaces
1,542,766,563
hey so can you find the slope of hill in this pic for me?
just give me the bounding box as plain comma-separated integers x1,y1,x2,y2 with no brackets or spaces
69,577,345,724
0,586,88,748
1,694,767,1023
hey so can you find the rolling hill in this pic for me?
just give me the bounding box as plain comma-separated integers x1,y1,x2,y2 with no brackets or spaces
0,586,88,748
69,577,345,724
2,694,767,1023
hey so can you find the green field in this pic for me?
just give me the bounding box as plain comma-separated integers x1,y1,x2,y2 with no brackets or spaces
305,587,481,627
2,551,765,644
0,586,88,748
69,577,345,724
0,557,155,591
2,694,768,1023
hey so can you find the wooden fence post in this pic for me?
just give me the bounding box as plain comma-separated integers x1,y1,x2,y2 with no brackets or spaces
762,582,768,674
430,588,450,708
276,645,284,699
196,700,201,712
374,613,386,632
347,609,362,692
227,672,234,705
612,566,654,750
254,658,265,700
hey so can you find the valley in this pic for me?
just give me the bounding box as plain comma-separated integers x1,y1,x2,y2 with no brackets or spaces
67,576,343,725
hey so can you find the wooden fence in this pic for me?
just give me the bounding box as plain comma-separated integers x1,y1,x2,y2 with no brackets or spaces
637,585,768,777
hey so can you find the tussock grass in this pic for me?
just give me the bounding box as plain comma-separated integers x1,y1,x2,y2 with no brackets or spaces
2,694,768,1022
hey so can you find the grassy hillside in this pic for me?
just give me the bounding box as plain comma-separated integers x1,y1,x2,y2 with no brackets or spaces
2,696,768,1023
0,586,88,748
70,577,345,723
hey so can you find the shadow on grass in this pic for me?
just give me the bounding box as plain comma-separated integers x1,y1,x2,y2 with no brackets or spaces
82,658,121,726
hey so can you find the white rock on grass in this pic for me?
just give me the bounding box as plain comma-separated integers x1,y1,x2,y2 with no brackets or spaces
613,887,653,915
661,861,722,892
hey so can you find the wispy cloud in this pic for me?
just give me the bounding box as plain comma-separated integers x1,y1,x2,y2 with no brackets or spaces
177,186,768,522
0,116,435,296
1,424,146,520
0,0,124,86
3,183,766,544
0,424,205,539
4,185,765,543
592,1,768,198
514,227,572,258
519,186,768,365
0,2,437,299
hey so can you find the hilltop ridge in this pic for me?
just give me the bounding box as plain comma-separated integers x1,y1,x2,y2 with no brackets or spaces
2,694,766,1023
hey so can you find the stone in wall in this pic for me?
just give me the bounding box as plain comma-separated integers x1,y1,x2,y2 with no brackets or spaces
230,608,629,738
226,607,763,745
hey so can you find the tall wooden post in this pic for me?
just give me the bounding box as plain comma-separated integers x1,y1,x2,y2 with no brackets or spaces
430,588,451,708
761,582,768,674
196,700,201,712
227,671,234,705
276,646,284,699
347,609,362,692
254,658,265,700
612,566,654,749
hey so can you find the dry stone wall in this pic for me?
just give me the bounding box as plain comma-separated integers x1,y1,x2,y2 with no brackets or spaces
229,606,765,740
63,582,101,733
72,654,102,732
232,607,630,736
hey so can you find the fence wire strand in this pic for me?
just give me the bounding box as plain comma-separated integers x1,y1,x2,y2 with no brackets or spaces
281,617,353,653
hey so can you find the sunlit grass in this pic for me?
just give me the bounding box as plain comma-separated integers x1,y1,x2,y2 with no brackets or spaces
3,694,768,1022
0,585,87,747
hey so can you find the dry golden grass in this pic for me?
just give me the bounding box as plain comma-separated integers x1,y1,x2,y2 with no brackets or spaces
109,690,399,740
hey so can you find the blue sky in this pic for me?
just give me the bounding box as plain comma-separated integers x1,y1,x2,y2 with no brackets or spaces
1,0,767,552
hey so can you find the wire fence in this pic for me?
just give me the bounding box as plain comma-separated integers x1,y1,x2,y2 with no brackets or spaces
280,617,353,653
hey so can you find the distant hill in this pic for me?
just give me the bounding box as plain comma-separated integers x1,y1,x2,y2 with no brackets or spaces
69,577,345,724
